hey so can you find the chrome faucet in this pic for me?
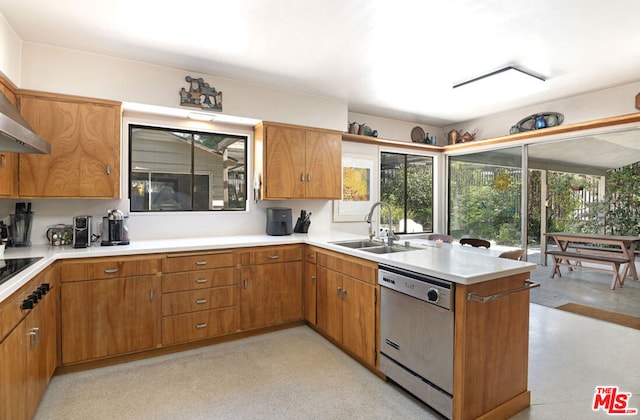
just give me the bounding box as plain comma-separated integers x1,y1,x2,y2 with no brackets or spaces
365,201,399,246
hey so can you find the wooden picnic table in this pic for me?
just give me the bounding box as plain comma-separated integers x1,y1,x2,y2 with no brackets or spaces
545,232,640,289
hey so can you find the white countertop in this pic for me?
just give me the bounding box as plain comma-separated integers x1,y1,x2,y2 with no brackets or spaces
0,232,535,304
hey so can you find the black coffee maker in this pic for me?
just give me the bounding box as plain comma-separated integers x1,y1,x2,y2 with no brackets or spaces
101,209,130,246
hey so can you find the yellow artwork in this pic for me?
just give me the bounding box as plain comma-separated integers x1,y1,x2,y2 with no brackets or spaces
343,167,370,201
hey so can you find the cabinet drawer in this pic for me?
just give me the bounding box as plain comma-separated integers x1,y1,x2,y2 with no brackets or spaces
162,251,235,273
305,246,318,263
251,245,303,265
317,252,377,285
162,268,236,293
162,286,237,316
60,256,160,282
162,307,238,345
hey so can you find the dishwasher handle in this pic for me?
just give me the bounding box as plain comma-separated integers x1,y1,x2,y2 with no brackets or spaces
467,280,539,303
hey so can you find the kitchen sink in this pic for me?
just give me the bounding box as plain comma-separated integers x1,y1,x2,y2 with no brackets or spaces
360,245,421,254
330,239,421,254
330,239,384,249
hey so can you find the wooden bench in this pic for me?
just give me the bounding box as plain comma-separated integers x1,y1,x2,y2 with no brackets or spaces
547,250,630,289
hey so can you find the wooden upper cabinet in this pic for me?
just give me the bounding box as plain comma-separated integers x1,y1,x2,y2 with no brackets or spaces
255,122,342,200
18,91,121,198
0,82,18,198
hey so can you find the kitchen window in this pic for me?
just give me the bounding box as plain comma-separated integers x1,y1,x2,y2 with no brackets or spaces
380,152,434,234
129,125,247,212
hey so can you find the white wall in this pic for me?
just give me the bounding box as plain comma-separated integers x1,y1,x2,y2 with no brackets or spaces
0,12,21,84
348,112,441,144
19,43,348,131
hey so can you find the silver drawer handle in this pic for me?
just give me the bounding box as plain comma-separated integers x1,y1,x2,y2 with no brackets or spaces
195,261,208,266
268,255,279,259
195,323,207,329
195,299,208,304
104,268,119,274
195,278,208,284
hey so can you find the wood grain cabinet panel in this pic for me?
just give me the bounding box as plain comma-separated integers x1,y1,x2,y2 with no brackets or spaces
162,251,235,273
162,286,236,316
161,250,240,346
161,268,236,293
18,91,121,198
0,82,18,197
240,258,303,331
304,248,317,326
161,307,238,345
60,256,160,282
61,275,161,364
0,267,57,420
255,122,341,200
316,250,378,368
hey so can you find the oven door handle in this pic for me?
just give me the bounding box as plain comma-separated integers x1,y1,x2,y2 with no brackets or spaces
467,280,540,303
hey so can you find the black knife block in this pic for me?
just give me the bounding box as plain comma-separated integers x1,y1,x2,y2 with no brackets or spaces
294,217,310,233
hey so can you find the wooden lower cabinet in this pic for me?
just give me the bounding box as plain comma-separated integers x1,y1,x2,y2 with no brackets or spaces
316,251,378,368
0,267,57,420
453,273,532,419
161,263,240,345
60,276,161,364
240,249,303,330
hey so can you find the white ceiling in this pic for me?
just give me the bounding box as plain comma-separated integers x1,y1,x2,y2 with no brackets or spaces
1,0,640,126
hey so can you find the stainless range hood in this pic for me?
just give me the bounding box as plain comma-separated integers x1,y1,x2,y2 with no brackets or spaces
0,90,51,154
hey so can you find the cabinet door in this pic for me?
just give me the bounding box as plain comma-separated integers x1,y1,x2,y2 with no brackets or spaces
61,276,161,364
316,267,343,343
28,284,57,410
341,277,376,366
264,125,306,199
0,316,30,419
304,130,341,199
304,260,317,325
18,93,121,198
0,152,18,197
240,261,303,330
0,87,18,197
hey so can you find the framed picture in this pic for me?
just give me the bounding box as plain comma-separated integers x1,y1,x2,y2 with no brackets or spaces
333,153,378,222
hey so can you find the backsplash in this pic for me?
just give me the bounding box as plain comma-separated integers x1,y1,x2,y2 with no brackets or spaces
0,198,340,246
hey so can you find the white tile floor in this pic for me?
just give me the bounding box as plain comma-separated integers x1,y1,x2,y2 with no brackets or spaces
515,303,640,419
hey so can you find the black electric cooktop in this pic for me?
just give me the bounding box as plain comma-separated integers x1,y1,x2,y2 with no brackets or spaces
0,257,43,287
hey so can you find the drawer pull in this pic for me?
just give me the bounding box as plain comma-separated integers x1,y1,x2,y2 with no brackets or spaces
195,261,208,266
195,278,208,284
104,268,119,274
268,255,279,259
195,323,207,329
195,299,208,304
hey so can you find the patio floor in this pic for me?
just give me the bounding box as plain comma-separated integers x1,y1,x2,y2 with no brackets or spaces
526,249,640,318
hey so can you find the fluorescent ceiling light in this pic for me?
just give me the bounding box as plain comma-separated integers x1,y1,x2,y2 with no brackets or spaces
453,66,548,98
187,112,217,122
122,102,260,126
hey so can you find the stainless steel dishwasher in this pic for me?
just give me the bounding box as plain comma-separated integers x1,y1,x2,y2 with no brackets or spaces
378,264,454,419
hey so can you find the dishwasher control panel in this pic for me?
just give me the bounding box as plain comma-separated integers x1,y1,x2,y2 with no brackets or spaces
378,264,453,310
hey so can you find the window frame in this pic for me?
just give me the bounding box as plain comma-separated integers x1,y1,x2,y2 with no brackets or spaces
128,123,248,213
379,150,434,235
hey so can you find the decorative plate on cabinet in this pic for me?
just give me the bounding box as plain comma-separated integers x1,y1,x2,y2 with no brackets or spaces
411,126,425,142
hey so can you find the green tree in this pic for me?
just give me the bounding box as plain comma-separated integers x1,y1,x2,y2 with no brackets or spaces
595,163,640,236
